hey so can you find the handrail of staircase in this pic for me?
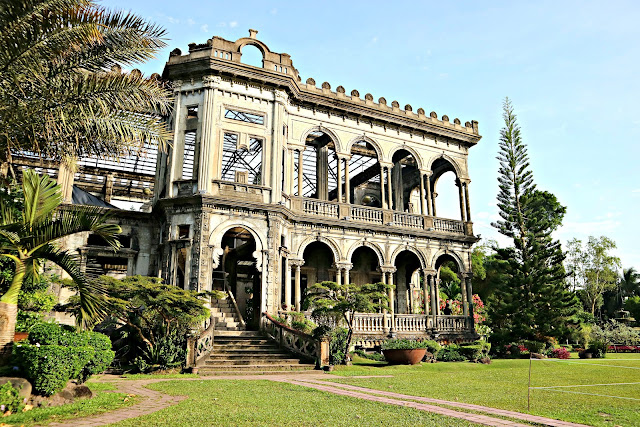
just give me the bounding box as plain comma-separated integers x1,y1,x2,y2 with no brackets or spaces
262,312,329,368
186,313,216,368
223,275,246,328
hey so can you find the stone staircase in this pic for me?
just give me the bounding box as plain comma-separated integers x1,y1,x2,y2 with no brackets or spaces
199,299,316,374
197,331,316,375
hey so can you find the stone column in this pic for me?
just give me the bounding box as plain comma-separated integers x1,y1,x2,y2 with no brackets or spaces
419,173,426,215
460,273,469,317
432,192,438,217
335,264,342,287
388,268,396,332
435,278,441,315
380,164,386,209
344,157,351,204
463,180,472,222
198,75,220,195
294,263,302,311
336,157,343,203
285,258,292,310
429,274,437,321
457,179,466,222
297,149,304,196
386,167,393,211
422,269,430,316
381,271,390,333
317,145,328,200
425,172,433,216
57,160,76,204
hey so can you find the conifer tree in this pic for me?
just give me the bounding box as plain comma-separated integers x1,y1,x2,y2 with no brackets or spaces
488,98,579,345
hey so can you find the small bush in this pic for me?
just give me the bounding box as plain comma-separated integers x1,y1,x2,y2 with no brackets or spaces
422,340,442,354
329,328,348,365
437,345,466,362
0,382,25,414
382,339,429,350
522,340,545,354
459,341,491,361
587,340,608,358
353,349,385,361
550,347,570,359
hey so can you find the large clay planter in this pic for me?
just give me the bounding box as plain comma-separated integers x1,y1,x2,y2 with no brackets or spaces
383,349,426,365
13,332,28,342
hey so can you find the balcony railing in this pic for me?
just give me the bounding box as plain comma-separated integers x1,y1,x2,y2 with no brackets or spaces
302,199,339,218
351,206,384,224
393,212,424,229
433,218,465,234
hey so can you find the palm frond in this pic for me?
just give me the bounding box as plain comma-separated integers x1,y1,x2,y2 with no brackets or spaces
20,169,62,227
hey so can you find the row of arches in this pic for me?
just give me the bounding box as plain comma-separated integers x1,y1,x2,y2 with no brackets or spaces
210,225,472,329
292,129,471,221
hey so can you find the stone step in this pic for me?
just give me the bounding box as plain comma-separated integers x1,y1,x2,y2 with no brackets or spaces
212,345,281,351
212,348,285,355
213,338,273,345
208,353,292,360
214,331,263,337
197,364,316,372
214,326,243,331
204,358,303,366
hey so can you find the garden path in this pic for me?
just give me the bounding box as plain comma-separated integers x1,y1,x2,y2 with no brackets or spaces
45,373,591,427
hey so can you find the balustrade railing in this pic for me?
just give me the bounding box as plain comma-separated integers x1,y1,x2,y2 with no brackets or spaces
352,313,389,333
393,212,424,229
186,314,216,367
262,312,328,367
435,315,470,332
350,206,384,224
302,199,339,218
433,218,465,234
394,314,431,332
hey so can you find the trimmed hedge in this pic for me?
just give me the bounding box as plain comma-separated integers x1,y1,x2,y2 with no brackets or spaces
382,339,430,350
458,341,491,362
436,345,466,362
14,323,115,395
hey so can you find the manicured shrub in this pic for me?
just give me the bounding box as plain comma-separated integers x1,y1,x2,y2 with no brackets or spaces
436,345,466,362
14,323,114,395
353,349,385,361
422,340,442,354
459,341,491,361
587,340,608,358
0,382,25,414
329,328,348,365
550,347,570,359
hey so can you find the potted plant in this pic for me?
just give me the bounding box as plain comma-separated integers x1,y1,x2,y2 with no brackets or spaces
381,339,429,365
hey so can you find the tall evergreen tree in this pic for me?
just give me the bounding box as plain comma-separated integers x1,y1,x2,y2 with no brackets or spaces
488,98,579,345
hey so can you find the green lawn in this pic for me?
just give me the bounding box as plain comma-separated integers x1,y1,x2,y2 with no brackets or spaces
327,353,640,427
2,381,136,426
111,380,474,426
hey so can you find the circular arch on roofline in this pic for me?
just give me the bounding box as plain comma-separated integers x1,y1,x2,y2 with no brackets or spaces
208,220,266,272
299,125,343,153
346,240,385,266
234,38,272,56
390,245,427,269
345,135,383,160
388,144,424,169
430,249,467,274
296,235,342,263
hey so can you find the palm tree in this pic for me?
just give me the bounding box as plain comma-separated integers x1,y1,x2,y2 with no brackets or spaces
0,0,172,164
0,170,121,356
620,267,640,299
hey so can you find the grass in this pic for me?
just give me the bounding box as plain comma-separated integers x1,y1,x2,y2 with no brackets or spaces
110,380,474,426
326,353,640,427
2,381,137,426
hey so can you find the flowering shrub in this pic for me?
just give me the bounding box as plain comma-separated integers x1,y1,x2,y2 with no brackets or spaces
550,347,570,359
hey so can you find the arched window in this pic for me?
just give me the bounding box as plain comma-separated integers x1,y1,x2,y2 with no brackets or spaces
240,44,263,68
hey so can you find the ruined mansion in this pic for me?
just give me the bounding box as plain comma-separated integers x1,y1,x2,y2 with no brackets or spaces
16,30,482,343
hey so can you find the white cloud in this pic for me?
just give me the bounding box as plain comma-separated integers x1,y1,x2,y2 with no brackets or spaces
229,21,238,28
201,24,209,33
371,36,378,43
270,8,278,15
187,18,195,26
166,16,179,24
632,189,640,193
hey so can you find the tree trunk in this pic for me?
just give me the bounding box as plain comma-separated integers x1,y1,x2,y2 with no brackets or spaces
0,302,18,362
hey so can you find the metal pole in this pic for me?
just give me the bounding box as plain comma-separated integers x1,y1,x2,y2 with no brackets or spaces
528,353,532,411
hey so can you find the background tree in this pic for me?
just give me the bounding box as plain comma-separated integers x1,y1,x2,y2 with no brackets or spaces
303,281,391,364
0,0,172,164
619,267,640,299
566,236,621,316
488,98,579,345
0,170,121,356
439,262,461,299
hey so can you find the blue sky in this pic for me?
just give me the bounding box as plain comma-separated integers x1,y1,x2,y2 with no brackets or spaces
103,0,640,269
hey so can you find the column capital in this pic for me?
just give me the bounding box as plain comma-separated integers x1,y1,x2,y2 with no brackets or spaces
336,153,352,161
379,162,393,169
460,177,471,185
335,262,353,270
379,265,397,274
289,259,305,267
419,170,433,177
203,75,222,88
422,268,437,276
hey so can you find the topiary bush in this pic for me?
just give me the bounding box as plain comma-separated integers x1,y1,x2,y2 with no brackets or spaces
459,341,491,362
14,323,114,395
436,344,466,362
422,340,442,354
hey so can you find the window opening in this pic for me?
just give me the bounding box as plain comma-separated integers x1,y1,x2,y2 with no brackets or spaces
178,225,190,239
224,109,265,125
221,133,263,184
181,131,196,179
187,106,198,118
